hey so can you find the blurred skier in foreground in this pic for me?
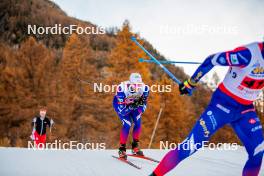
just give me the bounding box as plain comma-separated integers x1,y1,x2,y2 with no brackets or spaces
113,73,149,160
150,41,264,176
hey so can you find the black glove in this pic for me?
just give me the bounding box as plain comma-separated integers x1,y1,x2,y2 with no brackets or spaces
179,79,197,95
130,97,145,109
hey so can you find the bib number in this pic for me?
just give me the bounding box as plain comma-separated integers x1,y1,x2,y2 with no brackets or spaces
241,77,264,89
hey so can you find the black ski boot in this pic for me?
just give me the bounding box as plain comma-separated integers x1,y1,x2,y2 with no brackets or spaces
131,140,144,156
149,172,157,176
118,144,127,160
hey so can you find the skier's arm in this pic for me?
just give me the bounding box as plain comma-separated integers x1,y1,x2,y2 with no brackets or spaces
50,119,54,127
45,117,54,128
46,117,51,127
190,46,251,84
179,46,252,95
31,117,36,132
137,86,149,114
30,117,36,140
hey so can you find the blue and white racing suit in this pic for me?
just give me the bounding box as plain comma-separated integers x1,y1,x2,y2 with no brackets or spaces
154,42,264,176
113,81,149,145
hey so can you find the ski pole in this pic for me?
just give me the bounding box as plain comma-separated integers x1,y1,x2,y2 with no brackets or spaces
131,37,182,85
139,58,202,65
148,108,163,149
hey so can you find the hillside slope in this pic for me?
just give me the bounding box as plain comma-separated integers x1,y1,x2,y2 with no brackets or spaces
1,0,259,150
0,0,216,149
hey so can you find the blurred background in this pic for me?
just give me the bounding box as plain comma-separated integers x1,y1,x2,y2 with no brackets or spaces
0,0,263,148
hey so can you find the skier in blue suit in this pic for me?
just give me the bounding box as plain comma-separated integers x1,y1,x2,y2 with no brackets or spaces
150,41,264,176
113,73,149,160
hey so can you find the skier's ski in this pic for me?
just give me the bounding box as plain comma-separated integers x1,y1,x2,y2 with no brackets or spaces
127,154,160,163
112,155,141,169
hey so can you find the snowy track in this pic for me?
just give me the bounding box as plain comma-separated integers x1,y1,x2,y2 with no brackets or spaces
0,147,263,176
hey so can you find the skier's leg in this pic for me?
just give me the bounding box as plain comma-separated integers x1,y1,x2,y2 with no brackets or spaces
39,134,46,148
131,110,142,141
119,114,132,145
131,110,143,155
231,110,264,176
113,98,132,159
33,131,40,148
153,102,231,176
43,134,46,144
116,114,132,159
113,98,132,145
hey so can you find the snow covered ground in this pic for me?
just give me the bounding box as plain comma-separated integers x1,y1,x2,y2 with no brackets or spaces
0,147,263,176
